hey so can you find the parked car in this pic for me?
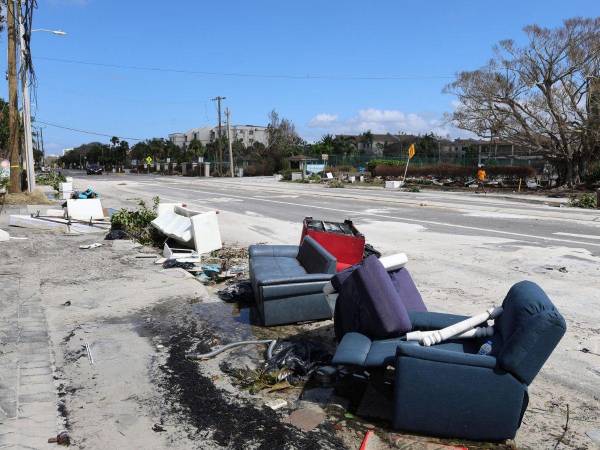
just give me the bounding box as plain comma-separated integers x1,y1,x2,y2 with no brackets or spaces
87,164,103,175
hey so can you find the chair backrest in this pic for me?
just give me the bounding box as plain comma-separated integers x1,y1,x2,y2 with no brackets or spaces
496,281,566,385
297,236,337,274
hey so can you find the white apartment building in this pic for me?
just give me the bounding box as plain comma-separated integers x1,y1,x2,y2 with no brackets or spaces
169,124,268,148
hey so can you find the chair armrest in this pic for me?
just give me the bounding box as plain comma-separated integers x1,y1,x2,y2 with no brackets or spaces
332,332,372,366
396,342,497,369
249,245,299,258
257,273,334,287
408,311,470,331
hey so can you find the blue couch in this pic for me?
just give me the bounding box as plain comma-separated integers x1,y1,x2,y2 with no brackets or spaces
392,281,566,441
249,236,337,326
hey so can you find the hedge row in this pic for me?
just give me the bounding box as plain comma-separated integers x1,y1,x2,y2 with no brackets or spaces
371,162,535,179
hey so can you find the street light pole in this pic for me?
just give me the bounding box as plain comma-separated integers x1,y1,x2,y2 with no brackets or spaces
17,22,67,192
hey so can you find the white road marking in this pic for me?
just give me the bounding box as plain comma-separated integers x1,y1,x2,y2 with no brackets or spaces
147,184,600,249
554,232,600,240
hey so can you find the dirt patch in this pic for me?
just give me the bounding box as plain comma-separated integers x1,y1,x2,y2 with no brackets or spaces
146,317,345,450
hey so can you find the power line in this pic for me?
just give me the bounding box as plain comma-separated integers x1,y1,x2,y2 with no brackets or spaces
36,55,454,81
35,119,145,141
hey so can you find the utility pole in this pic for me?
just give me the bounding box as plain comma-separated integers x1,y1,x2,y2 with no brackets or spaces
225,108,234,177
7,0,21,193
211,96,225,174
17,2,35,192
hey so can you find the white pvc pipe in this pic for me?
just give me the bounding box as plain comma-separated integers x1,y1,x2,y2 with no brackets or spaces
378,253,408,271
409,306,502,347
405,326,495,343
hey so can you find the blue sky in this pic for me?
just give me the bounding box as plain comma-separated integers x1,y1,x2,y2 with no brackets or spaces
2,0,598,155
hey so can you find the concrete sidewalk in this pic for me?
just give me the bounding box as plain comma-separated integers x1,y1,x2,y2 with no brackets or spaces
0,259,59,449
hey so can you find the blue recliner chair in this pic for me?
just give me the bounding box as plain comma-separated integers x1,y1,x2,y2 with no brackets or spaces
249,236,337,326
392,281,566,441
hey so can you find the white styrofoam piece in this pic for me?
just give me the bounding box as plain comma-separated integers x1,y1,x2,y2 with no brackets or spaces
385,180,402,189
0,229,9,241
174,205,202,218
156,202,183,217
326,172,334,179
191,211,222,254
67,199,104,221
162,242,197,259
65,176,73,183
152,211,193,243
59,192,73,200
46,209,65,217
379,253,408,271
59,182,73,192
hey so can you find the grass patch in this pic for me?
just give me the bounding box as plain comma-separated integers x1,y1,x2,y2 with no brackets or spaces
1,188,53,205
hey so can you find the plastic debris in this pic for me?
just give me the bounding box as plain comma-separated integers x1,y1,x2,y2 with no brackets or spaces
79,243,103,250
105,229,129,240
265,340,332,385
217,280,254,303
265,399,288,410
162,259,196,270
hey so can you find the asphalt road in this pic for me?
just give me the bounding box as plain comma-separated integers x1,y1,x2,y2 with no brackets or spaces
72,172,600,254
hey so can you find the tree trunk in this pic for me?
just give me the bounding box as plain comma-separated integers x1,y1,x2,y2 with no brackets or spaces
566,159,574,187
7,0,21,193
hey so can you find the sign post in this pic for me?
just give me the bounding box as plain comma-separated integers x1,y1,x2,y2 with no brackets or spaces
402,144,416,185
145,156,153,174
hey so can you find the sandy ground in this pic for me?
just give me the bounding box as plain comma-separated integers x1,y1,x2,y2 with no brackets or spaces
0,178,599,449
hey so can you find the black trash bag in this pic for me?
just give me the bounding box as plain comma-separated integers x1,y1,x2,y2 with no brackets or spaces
265,339,332,384
162,259,196,270
217,280,254,303
105,229,129,240
363,243,382,259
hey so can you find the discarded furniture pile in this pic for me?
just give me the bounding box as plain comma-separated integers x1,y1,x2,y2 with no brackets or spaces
237,217,567,442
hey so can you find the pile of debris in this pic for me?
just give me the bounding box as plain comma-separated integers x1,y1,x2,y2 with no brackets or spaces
148,203,250,285
8,191,111,235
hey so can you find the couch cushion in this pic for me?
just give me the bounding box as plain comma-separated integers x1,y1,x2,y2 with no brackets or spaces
250,256,306,283
388,268,427,312
334,255,412,341
297,236,337,274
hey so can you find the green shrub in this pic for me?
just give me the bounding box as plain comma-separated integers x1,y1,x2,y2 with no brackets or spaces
279,169,293,181
36,172,66,191
369,162,535,180
408,186,421,192
569,193,597,209
584,164,600,187
111,196,162,245
328,180,345,188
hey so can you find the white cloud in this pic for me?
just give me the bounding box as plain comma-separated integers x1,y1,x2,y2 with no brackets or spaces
308,113,338,128
306,108,470,139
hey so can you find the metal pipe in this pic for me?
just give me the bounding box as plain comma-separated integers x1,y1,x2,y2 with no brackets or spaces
185,339,277,361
